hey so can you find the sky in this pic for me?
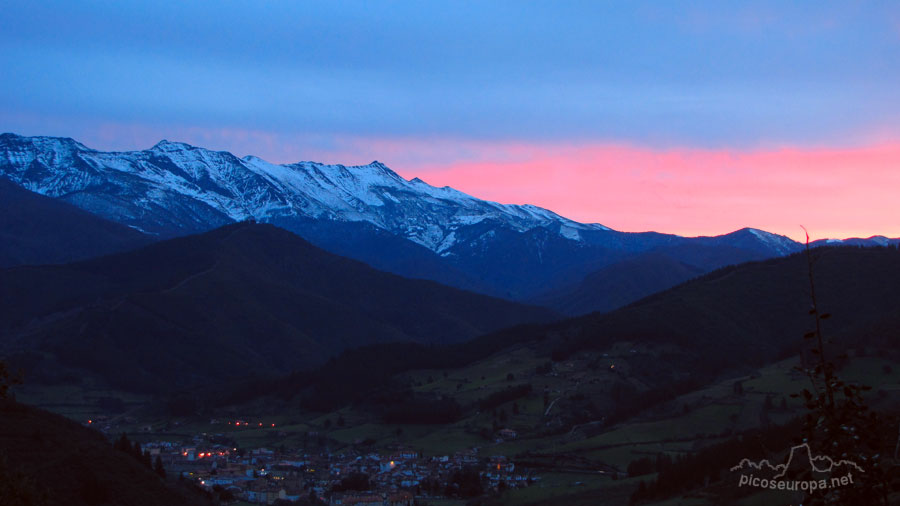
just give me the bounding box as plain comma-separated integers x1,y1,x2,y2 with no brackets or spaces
2,1,899,240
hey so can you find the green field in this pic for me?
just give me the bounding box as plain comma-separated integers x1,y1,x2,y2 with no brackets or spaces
15,348,898,506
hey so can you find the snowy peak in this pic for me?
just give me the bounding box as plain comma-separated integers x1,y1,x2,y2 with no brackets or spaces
0,133,818,261
742,227,801,255
1,133,89,151
366,160,394,174
2,132,888,305
693,227,803,256
811,235,900,248
0,134,603,250
150,139,198,152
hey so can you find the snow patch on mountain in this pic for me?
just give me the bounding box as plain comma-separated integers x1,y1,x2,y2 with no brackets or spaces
559,224,582,242
0,134,610,250
746,228,797,255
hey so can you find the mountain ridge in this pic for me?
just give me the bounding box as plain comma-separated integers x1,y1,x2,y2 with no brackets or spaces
6,132,881,304
0,132,603,245
0,221,557,392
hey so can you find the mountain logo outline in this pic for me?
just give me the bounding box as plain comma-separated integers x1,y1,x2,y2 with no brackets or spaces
730,443,865,479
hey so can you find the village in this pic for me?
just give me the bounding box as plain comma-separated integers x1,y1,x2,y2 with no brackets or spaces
95,418,540,506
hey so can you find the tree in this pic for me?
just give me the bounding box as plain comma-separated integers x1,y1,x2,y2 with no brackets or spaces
0,364,46,505
627,457,654,477
153,455,166,479
0,361,21,400
114,433,132,453
791,232,897,505
114,434,154,470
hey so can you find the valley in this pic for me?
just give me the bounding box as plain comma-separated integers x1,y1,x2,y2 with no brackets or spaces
4,5,900,505
12,339,898,505
1,137,899,505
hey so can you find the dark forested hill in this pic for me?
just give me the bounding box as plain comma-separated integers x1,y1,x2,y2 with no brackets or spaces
254,246,900,413
0,178,151,267
548,246,900,380
533,251,706,316
0,400,210,506
1,134,803,301
0,222,556,392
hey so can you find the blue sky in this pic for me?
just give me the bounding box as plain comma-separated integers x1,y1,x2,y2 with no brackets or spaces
2,1,900,239
2,1,898,153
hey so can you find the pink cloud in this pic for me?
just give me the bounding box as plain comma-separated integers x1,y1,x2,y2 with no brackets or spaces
379,140,900,242
11,115,897,242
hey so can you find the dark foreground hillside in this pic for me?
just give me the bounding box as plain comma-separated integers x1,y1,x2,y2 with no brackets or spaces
0,399,209,506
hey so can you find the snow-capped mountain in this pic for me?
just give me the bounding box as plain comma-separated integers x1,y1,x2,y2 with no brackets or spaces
1,133,807,302
811,235,900,248
0,133,604,252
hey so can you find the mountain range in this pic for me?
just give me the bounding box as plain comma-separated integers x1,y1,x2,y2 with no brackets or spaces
261,245,900,420
544,245,900,387
2,132,898,506
1,133,813,307
1,132,897,316
0,222,554,392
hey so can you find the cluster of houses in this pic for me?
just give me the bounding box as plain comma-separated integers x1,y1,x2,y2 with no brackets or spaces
137,437,537,504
